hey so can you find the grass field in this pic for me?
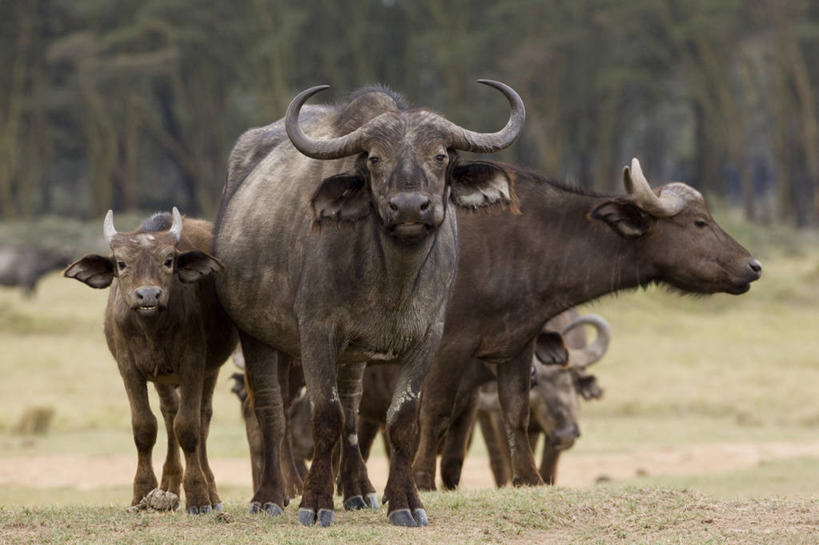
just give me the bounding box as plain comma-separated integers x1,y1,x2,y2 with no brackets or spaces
1,212,818,543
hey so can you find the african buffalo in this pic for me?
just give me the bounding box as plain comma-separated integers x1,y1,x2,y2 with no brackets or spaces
0,245,73,296
64,209,237,513
214,81,525,526
411,158,762,490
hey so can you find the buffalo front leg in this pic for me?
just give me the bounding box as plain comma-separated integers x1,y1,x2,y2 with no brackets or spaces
154,384,183,497
384,330,442,527
496,346,543,487
198,371,223,511
122,371,158,506
357,417,382,461
175,360,213,514
241,333,287,516
478,409,513,487
439,390,479,491
298,331,342,527
539,438,562,485
337,362,378,510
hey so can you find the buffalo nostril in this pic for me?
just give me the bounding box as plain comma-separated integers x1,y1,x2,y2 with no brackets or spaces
748,259,762,274
420,199,430,211
389,202,399,212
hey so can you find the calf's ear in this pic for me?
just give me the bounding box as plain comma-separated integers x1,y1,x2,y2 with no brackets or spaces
311,172,371,224
534,330,569,367
176,251,224,283
591,199,654,239
451,162,518,211
63,255,114,289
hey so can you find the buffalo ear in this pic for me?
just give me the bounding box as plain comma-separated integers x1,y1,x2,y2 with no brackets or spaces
176,251,224,283
591,199,654,239
311,172,371,224
451,161,517,211
63,254,115,289
574,373,604,400
534,330,569,367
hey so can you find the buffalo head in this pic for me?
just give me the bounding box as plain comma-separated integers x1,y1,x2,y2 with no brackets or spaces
286,80,525,243
592,158,762,295
530,314,609,451
64,208,223,316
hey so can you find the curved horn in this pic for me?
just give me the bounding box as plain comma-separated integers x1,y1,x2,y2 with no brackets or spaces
623,157,686,217
169,207,183,243
444,79,526,153
103,210,117,246
285,85,368,160
562,314,611,369
231,347,245,371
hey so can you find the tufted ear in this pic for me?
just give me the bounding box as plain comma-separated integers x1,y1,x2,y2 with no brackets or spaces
574,372,604,400
591,198,655,239
311,172,371,224
451,161,517,211
63,254,114,289
534,330,569,367
176,251,224,283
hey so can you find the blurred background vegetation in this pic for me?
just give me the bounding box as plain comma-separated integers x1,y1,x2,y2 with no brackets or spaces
2,0,819,226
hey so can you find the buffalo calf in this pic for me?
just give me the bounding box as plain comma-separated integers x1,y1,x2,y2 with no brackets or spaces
65,208,237,513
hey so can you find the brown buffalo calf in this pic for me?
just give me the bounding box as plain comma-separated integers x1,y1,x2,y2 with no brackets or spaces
65,208,237,513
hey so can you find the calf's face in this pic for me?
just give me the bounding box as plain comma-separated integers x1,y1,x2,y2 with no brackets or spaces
63,208,222,316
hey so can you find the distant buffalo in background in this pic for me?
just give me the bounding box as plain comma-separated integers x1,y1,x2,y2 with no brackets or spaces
0,245,73,296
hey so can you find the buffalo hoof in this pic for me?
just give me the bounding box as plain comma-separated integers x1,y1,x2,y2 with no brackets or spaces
249,501,261,514
212,503,223,513
199,505,213,515
344,495,367,511
318,509,335,527
388,509,418,527
263,502,283,516
284,496,290,507
413,508,428,526
186,506,199,515
298,508,316,526
366,493,381,509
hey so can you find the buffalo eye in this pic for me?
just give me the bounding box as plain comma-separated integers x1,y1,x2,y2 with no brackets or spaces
117,260,126,271
434,153,447,164
164,256,174,268
694,219,708,228
368,155,380,166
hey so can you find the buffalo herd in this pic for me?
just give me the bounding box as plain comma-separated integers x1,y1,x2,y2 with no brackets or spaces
59,81,761,527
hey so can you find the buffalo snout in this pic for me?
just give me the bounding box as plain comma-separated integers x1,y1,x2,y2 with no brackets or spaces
550,423,580,450
134,286,163,314
748,258,762,277
386,191,436,241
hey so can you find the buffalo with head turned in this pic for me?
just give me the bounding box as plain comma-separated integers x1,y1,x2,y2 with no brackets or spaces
412,157,761,490
0,245,73,296
214,81,525,527
64,209,237,514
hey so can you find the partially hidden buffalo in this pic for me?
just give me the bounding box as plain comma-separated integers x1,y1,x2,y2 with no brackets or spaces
411,158,762,490
214,81,525,526
64,209,237,513
0,245,73,296
467,311,609,488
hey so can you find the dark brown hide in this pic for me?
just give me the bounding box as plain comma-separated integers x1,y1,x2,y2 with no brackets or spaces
64,211,237,513
411,160,760,490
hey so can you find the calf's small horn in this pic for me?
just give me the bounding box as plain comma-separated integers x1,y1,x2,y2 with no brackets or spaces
103,210,117,246
623,157,686,218
563,314,611,369
169,207,183,243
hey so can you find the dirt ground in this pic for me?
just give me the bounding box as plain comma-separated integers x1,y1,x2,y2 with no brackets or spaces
5,439,819,492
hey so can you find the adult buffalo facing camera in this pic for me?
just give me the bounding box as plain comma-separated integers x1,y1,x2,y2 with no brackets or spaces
214,81,525,527
64,209,237,514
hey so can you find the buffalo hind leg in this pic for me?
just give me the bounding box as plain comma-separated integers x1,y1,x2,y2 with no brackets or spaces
278,356,304,499
478,409,513,487
496,346,543,487
123,371,159,506
439,390,479,490
539,437,562,485
298,330,342,527
337,362,378,510
357,418,381,461
241,333,287,516
155,384,183,497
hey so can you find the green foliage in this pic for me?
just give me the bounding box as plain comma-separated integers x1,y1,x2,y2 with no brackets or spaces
2,1,819,223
